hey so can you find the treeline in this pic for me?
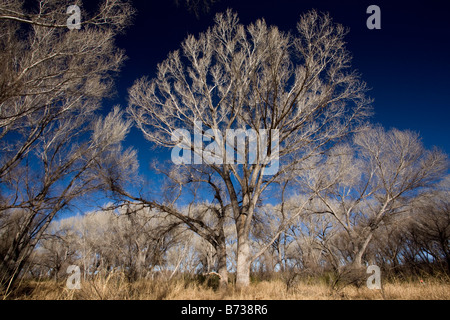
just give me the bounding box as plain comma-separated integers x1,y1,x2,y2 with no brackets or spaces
24,179,449,284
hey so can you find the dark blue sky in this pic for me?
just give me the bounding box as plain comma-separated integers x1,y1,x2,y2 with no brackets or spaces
97,0,450,175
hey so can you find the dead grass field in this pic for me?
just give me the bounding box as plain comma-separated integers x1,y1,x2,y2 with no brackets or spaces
4,273,450,300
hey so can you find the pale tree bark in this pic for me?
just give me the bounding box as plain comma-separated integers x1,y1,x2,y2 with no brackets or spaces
127,9,371,287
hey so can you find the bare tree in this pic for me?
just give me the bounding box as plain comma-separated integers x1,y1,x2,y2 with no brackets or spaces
32,218,79,281
305,126,448,269
33,204,185,283
127,9,371,287
0,0,135,291
367,178,450,276
252,193,342,279
108,163,232,288
406,185,450,273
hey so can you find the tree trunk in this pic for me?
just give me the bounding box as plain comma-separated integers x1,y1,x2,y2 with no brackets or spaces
236,235,251,288
217,243,228,289
352,232,373,268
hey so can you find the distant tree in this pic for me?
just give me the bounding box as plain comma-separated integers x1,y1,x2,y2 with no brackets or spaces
367,178,450,276
406,185,450,273
32,219,79,281
126,9,371,287
304,126,448,269
0,0,135,291
108,163,232,288
34,205,212,282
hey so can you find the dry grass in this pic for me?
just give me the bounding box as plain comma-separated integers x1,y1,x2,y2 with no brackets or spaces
4,273,450,300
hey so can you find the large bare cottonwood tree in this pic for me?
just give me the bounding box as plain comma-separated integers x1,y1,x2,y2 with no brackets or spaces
127,9,371,287
0,0,135,291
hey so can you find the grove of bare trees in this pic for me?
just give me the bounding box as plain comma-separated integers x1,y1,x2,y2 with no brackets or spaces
1,1,448,296
27,168,449,289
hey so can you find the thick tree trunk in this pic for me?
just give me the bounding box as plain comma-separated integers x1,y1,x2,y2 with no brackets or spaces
217,244,228,289
236,235,251,288
233,190,258,288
